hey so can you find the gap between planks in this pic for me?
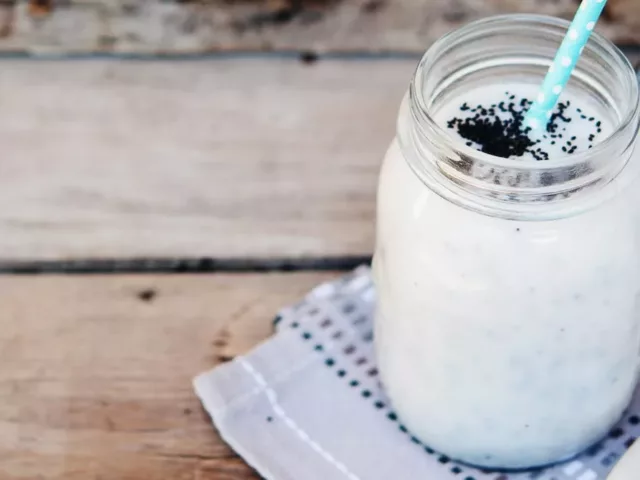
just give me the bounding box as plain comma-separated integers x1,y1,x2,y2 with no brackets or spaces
0,256,372,274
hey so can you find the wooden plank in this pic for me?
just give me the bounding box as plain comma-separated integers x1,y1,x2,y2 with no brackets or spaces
1,0,639,56
0,57,416,260
0,54,638,262
0,271,340,479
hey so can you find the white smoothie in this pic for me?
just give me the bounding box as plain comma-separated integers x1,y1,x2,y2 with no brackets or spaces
438,83,613,161
374,82,640,468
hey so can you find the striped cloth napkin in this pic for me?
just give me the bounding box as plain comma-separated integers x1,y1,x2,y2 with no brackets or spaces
194,266,640,480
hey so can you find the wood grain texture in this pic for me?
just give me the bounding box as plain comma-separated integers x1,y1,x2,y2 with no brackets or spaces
0,57,415,260
1,271,339,479
1,54,639,262
1,0,639,56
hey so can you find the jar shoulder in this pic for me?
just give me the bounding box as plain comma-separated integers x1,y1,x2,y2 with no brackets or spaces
376,138,640,287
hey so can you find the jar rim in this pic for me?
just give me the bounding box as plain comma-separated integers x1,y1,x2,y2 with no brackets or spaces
410,14,639,171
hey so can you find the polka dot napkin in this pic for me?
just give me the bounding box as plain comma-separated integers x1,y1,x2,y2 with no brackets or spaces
194,266,640,480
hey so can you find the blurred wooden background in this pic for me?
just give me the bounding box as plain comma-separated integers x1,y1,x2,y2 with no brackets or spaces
1,0,639,55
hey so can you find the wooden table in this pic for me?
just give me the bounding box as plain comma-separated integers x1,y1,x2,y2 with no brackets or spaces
0,56,406,480
2,50,639,479
3,272,338,479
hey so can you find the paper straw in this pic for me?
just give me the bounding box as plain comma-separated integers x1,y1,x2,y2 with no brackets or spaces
524,0,608,131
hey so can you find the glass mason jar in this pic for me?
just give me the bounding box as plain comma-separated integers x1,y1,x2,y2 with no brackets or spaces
373,14,640,470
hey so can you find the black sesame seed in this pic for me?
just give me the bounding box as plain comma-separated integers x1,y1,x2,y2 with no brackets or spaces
447,93,539,159
446,92,596,163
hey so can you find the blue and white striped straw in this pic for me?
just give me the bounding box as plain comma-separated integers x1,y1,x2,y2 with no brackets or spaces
524,0,608,131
